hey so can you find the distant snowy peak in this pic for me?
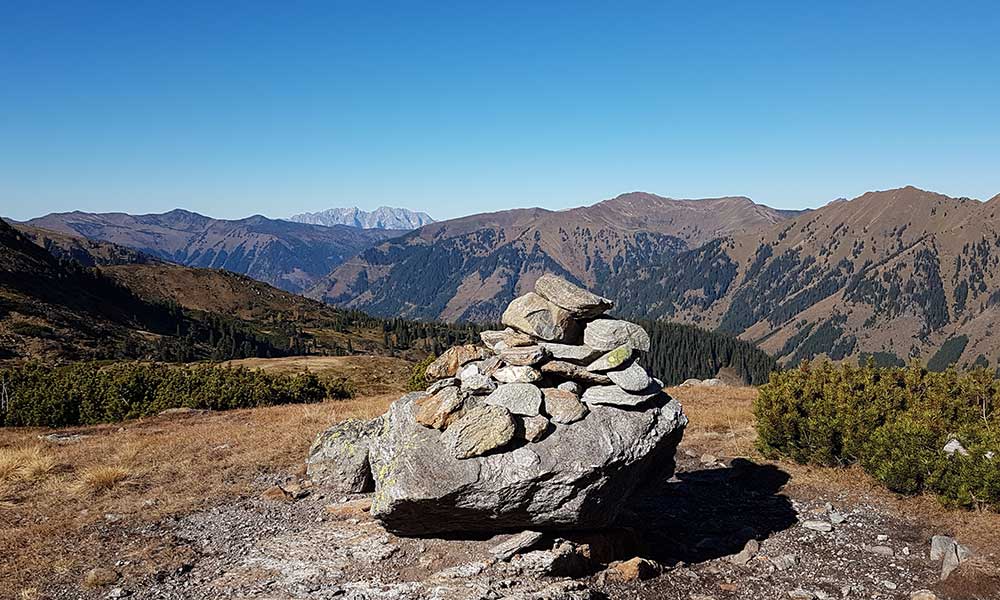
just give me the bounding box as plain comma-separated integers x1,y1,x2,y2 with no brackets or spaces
289,206,434,230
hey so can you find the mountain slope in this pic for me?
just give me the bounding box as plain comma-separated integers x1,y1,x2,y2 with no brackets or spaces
289,206,434,230
311,192,803,321
22,209,401,293
0,218,480,362
15,224,162,266
608,186,1000,368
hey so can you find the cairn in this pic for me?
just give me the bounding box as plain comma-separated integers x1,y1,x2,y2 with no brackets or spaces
306,274,687,536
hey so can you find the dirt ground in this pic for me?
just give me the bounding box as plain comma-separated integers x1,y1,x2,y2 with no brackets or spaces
1,360,998,599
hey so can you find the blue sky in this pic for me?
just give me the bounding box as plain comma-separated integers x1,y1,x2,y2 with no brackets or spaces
1,1,998,222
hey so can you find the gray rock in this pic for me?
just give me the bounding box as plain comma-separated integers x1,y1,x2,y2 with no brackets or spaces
480,328,534,350
557,381,582,394
533,274,613,318
499,344,549,366
865,545,894,556
502,292,580,342
494,365,543,384
930,535,956,560
801,520,833,533
306,416,385,493
542,388,589,424
442,404,516,460
770,554,798,571
515,541,592,577
943,438,970,456
539,342,603,364
490,530,547,561
607,361,653,392
727,538,759,566
910,591,939,600
521,415,552,442
457,362,481,380
540,361,612,385
582,384,662,407
937,537,973,581
369,392,687,535
485,383,544,416
426,378,458,395
583,319,651,352
462,373,498,395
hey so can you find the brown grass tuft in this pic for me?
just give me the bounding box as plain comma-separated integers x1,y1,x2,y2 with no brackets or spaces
76,465,132,495
0,445,58,484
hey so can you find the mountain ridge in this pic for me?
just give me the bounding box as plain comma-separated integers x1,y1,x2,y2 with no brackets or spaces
289,206,434,230
309,192,804,321
22,209,401,294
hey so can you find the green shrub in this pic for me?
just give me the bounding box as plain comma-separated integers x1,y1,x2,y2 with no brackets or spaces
8,322,55,338
0,362,329,427
407,354,436,392
755,362,1000,510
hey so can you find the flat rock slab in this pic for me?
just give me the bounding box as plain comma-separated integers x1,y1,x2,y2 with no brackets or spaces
501,292,580,343
442,404,516,460
370,392,686,535
490,530,547,561
583,319,651,352
480,328,535,350
539,342,603,364
485,383,544,416
582,384,661,407
534,274,612,318
499,345,549,366
540,361,611,385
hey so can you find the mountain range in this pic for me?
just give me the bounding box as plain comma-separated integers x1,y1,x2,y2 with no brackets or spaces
16,186,1000,371
288,206,434,230
20,209,399,294
311,192,806,321
313,187,1000,370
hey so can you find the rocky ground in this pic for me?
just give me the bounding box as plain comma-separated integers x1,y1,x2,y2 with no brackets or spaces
40,425,996,600
4,376,998,600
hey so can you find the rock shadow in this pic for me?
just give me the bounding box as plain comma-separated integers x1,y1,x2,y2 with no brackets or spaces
621,458,797,564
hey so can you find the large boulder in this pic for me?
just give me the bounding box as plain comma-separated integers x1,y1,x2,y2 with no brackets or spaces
368,392,686,535
306,416,386,493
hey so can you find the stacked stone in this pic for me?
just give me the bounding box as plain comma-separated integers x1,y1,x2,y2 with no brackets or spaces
415,274,663,459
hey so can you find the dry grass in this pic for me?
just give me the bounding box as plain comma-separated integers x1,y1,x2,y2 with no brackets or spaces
0,445,59,485
75,465,133,494
668,385,759,457
0,388,397,598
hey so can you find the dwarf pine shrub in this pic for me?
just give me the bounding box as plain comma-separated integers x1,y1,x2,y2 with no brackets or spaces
755,361,1000,509
0,362,332,427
